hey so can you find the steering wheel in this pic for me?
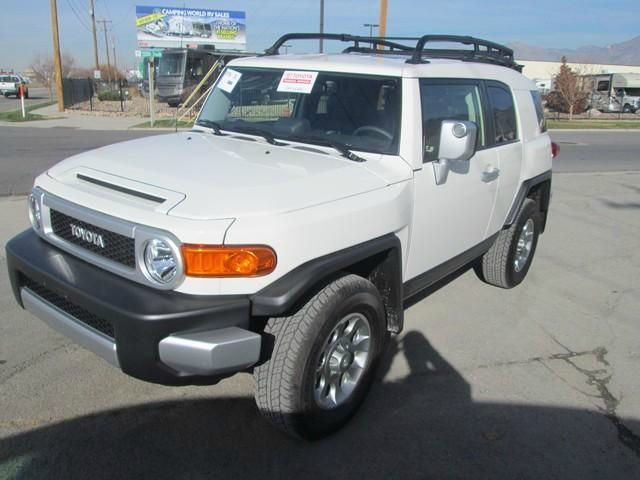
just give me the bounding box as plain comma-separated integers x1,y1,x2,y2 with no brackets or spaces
352,125,393,141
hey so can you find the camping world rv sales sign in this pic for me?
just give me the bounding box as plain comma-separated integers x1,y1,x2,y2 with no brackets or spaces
136,5,247,50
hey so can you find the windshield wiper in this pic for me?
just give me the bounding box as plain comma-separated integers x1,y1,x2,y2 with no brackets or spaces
286,135,366,163
225,125,287,146
194,119,226,136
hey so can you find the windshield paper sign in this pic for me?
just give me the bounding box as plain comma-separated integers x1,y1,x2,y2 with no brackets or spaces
277,71,319,94
218,69,242,93
136,5,246,50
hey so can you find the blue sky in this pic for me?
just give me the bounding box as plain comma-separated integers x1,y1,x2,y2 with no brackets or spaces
1,0,639,72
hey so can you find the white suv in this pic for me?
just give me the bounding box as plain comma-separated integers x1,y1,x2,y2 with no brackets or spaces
7,34,557,439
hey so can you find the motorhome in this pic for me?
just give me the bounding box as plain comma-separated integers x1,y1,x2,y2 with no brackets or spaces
583,73,640,113
156,48,221,107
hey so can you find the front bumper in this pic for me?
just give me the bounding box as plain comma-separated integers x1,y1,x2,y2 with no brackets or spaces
6,229,261,386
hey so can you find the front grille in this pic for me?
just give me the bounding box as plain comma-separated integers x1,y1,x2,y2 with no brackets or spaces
50,209,136,268
22,277,115,339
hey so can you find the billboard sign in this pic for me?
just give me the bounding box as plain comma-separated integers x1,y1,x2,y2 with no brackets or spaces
136,5,246,50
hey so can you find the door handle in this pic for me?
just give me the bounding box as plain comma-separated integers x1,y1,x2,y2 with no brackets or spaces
481,167,500,183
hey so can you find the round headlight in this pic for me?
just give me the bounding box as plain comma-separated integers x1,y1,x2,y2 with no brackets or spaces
143,238,178,284
28,193,41,230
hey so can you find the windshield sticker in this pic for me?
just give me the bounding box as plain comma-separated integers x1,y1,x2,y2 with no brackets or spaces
277,70,319,94
218,68,242,93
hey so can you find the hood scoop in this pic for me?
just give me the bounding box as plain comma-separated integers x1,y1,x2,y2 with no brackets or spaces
54,167,186,214
76,174,166,204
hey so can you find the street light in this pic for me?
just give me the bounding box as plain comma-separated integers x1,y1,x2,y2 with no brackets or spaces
363,23,379,38
282,44,292,54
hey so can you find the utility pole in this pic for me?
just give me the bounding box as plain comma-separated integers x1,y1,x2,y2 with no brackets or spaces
319,0,325,53
112,34,118,80
50,0,65,111
89,0,99,71
97,19,112,82
378,0,388,47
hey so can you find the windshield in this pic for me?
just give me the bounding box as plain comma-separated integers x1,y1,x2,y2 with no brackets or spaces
623,88,640,97
159,53,185,76
198,67,402,155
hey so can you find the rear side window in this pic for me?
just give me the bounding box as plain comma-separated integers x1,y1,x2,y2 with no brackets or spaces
420,81,486,162
530,90,547,132
487,85,517,144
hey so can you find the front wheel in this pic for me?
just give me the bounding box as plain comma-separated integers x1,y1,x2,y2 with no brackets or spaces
254,274,387,439
623,104,633,113
475,198,541,289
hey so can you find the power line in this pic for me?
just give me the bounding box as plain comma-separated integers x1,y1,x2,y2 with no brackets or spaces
65,0,91,32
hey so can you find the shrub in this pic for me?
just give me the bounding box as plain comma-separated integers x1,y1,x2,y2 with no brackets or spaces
98,90,130,101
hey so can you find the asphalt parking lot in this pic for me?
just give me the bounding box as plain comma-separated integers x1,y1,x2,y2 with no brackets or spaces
0,132,639,478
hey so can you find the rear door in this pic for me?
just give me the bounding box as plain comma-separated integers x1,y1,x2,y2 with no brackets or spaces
484,81,523,235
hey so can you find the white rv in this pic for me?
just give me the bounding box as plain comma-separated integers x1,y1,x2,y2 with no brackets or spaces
584,73,640,113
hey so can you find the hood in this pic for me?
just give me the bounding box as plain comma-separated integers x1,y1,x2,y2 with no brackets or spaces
48,132,409,220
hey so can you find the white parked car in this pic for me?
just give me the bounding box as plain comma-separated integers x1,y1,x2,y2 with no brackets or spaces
7,33,558,439
0,74,29,98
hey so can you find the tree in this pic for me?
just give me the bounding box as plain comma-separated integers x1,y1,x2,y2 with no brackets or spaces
29,53,77,100
550,56,588,119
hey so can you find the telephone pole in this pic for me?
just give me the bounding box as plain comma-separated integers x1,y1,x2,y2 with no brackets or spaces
112,35,118,80
377,0,388,49
319,0,325,53
97,19,112,81
89,0,100,72
50,0,65,111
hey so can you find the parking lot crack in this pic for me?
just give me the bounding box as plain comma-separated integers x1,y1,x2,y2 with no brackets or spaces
553,346,640,459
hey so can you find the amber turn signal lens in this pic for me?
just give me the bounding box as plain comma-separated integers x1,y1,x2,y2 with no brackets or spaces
181,245,277,277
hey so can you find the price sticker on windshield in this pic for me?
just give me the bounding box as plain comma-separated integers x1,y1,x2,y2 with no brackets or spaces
218,69,242,93
277,71,319,94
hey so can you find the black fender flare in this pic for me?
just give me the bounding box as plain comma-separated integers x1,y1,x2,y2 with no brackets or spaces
504,170,552,231
251,233,404,333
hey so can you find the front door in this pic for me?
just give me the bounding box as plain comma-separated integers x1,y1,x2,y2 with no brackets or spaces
405,79,500,283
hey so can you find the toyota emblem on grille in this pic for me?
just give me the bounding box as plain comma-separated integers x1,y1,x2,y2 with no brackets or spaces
69,223,106,248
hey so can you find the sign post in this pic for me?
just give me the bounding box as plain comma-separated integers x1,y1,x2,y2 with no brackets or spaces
148,57,155,127
19,83,26,119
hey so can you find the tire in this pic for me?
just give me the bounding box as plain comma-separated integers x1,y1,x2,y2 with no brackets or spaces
24,89,29,99
254,274,387,439
623,104,632,113
475,198,541,289
168,101,180,108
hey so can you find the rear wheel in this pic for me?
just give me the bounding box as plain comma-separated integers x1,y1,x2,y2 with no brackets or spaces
475,198,541,289
254,274,387,439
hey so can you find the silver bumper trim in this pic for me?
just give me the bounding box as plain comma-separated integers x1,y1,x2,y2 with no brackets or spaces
21,288,120,368
159,327,261,376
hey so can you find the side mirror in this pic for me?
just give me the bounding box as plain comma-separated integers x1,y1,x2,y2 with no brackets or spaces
432,120,478,185
438,120,478,162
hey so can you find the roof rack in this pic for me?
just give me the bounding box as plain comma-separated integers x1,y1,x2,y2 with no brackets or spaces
263,33,415,56
406,35,521,71
263,33,523,72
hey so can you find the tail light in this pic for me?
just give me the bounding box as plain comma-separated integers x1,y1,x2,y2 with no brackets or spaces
551,142,560,159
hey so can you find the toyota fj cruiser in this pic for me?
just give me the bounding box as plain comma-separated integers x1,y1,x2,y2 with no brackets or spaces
6,34,557,439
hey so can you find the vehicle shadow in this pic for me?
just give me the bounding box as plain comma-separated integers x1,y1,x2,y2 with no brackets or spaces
1,331,639,479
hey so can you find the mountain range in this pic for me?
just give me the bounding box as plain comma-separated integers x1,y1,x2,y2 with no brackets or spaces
509,36,640,65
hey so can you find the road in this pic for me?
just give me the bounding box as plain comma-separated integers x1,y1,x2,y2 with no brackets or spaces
550,131,640,173
0,87,54,113
0,130,639,478
0,127,158,196
1,128,639,197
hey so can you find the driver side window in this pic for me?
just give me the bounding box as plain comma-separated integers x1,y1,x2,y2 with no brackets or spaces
420,81,485,162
